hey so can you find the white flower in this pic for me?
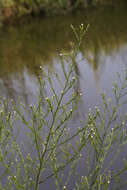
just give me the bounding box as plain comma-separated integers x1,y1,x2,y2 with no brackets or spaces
8,176,11,180
72,77,76,81
45,97,49,101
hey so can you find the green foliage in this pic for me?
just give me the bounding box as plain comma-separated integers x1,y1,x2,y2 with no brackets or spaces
0,24,127,190
0,0,14,7
0,0,126,21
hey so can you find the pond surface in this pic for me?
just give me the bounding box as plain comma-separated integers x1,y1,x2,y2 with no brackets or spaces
0,4,127,189
0,6,127,108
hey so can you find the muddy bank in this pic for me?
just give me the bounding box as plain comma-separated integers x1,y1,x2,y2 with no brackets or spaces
0,0,126,25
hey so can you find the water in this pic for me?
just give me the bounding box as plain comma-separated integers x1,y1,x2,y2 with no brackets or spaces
0,4,127,189
0,6,127,106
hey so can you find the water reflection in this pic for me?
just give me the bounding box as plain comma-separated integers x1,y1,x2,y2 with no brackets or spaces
0,6,127,106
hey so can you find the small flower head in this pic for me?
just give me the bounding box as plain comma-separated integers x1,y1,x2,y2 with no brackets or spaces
72,76,76,81
12,176,16,180
29,104,33,109
8,176,11,180
40,66,42,70
13,111,16,115
95,106,100,112
45,97,50,101
122,121,125,126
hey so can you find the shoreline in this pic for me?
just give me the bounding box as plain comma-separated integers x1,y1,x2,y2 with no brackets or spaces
0,0,126,26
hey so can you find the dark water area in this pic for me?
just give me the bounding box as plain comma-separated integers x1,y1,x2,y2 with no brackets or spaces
0,4,127,189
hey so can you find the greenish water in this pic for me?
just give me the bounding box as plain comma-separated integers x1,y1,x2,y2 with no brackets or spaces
0,6,127,106
0,5,127,189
